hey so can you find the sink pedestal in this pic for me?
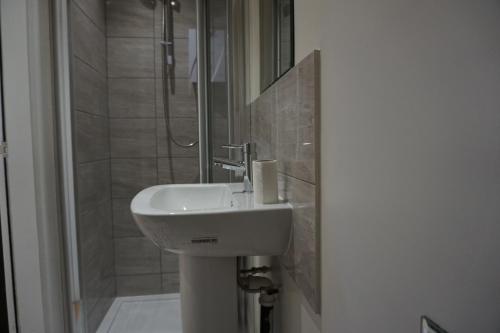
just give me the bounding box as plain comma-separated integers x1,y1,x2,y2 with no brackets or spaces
179,255,238,333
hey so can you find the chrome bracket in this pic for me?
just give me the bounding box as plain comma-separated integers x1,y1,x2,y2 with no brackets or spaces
0,142,7,158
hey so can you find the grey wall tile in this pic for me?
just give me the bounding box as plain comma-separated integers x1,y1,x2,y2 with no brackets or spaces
113,198,143,238
109,79,155,118
86,283,115,333
74,0,106,31
155,38,189,79
239,104,252,144
72,0,115,325
157,118,199,157
116,274,162,296
297,51,320,184
249,51,321,313
76,111,109,163
110,118,157,158
212,166,230,183
276,67,298,111
72,4,106,74
297,52,318,120
209,83,229,119
154,0,197,39
212,117,230,157
157,157,200,184
73,58,107,117
106,0,154,37
162,273,180,293
114,237,161,275
156,78,198,118
251,86,277,161
275,52,318,184
275,67,315,183
278,174,319,312
79,201,114,312
161,251,179,273
79,202,113,273
276,105,315,183
108,38,155,78
111,158,157,198
78,160,111,214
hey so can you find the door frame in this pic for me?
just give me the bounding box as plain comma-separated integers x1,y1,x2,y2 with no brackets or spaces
0,1,68,332
0,24,17,331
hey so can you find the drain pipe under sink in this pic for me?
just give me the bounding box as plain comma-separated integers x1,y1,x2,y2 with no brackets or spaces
238,266,280,333
259,288,279,333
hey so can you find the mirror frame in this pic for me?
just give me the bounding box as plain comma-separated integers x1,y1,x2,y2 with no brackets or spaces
260,0,295,92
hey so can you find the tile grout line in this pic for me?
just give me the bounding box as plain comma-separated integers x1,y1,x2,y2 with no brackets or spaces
72,0,106,35
74,54,107,78
75,108,108,119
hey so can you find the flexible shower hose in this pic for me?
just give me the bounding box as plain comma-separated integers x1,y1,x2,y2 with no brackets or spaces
161,0,198,148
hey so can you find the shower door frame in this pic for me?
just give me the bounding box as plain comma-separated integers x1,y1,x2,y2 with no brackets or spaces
52,0,85,332
227,0,246,151
196,0,211,182
198,0,247,183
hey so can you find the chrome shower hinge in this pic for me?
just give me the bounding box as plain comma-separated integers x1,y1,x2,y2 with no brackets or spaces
0,142,7,158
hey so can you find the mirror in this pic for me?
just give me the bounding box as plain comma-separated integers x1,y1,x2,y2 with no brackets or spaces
242,0,295,102
259,0,294,91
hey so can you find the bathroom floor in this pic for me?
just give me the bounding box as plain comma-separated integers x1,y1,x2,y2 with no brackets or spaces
97,294,182,333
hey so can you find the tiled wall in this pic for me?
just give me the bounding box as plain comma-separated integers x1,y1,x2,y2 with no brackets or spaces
247,51,321,312
105,0,199,296
70,0,115,331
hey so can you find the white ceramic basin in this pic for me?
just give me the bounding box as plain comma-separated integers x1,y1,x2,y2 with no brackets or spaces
131,183,292,257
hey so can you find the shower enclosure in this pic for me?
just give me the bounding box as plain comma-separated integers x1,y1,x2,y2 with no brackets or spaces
57,0,240,331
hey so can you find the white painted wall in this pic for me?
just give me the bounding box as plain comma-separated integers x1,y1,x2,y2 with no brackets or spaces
279,267,320,333
320,0,500,332
293,0,321,64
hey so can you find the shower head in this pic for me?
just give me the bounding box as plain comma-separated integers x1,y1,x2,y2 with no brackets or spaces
170,0,180,12
142,0,180,11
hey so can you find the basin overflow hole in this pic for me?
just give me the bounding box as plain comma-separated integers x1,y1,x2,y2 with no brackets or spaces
421,316,448,333
191,237,218,244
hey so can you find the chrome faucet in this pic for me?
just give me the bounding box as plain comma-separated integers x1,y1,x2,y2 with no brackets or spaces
213,143,253,192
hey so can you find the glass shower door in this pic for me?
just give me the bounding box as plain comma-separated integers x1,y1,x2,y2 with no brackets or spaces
207,0,231,183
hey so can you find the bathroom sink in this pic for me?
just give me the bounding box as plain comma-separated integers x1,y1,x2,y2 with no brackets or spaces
131,183,292,257
131,183,292,333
